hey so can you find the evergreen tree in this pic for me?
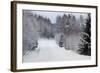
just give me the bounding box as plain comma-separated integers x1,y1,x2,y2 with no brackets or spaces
78,13,91,56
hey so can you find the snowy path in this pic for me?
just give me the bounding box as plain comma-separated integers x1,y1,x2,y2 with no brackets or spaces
23,39,90,63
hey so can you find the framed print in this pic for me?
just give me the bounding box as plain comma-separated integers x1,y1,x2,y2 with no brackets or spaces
11,1,98,72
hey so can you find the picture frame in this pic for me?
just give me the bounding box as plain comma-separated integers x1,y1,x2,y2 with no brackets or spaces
11,1,98,72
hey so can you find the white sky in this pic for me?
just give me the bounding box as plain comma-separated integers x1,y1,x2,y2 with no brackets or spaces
32,10,88,23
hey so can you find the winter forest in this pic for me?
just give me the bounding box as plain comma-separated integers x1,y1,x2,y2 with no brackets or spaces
23,10,91,63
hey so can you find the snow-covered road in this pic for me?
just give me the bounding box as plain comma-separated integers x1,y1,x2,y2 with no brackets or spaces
23,39,90,63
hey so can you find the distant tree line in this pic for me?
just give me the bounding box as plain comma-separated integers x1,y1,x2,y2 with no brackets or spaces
31,14,55,38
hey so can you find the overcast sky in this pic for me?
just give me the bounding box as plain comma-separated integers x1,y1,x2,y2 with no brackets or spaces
32,10,88,23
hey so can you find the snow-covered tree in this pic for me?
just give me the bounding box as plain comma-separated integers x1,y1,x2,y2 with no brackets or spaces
23,11,40,55
55,14,80,50
78,13,91,56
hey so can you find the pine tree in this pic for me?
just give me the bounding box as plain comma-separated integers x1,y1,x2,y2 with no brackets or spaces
78,13,91,56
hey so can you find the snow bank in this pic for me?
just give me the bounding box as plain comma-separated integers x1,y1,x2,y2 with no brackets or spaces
23,39,90,63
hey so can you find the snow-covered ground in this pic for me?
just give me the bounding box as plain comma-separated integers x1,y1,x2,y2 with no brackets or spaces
23,38,91,63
